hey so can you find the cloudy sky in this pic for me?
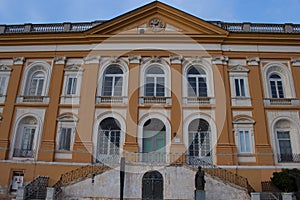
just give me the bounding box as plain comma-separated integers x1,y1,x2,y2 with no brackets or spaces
0,0,300,25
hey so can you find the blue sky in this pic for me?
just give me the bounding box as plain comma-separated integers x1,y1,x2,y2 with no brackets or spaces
0,0,300,25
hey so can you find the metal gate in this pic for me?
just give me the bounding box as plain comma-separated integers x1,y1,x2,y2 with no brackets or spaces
142,171,163,200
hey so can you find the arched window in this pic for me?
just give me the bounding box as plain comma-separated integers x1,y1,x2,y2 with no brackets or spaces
142,118,166,162
102,65,124,96
187,66,207,97
275,120,294,162
269,73,284,98
18,62,52,103
28,72,45,96
188,119,211,163
96,117,121,162
13,116,38,158
145,66,165,97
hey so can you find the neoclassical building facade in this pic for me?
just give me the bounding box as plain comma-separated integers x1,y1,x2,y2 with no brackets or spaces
0,1,300,199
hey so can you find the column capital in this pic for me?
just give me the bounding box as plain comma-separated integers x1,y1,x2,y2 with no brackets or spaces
128,55,141,64
0,64,12,72
13,57,25,65
211,56,228,65
83,55,101,64
170,55,183,64
246,56,260,66
291,57,300,66
53,56,66,65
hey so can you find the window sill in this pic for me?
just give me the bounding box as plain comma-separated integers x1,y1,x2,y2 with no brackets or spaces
55,152,72,159
60,96,80,104
237,155,256,163
231,97,251,106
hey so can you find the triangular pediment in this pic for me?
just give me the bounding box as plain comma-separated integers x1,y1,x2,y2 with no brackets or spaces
228,65,250,73
87,1,228,36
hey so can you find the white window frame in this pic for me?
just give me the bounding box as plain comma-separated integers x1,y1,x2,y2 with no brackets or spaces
262,62,296,99
269,73,285,98
144,67,165,97
139,59,171,99
11,115,41,160
182,58,215,105
234,78,246,97
102,66,124,97
228,65,251,106
60,65,84,104
97,59,129,104
275,128,292,158
187,67,208,97
28,71,45,96
17,61,52,103
233,117,255,156
55,114,78,153
0,65,12,103
237,129,252,154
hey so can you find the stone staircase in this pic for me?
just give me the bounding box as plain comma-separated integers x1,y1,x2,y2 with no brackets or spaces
52,164,110,199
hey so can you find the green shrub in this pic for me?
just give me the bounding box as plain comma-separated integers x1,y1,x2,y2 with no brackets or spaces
271,168,300,192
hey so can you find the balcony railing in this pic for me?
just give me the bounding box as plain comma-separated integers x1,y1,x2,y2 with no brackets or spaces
277,154,300,163
139,96,171,104
13,149,34,158
95,96,127,104
96,154,120,164
17,96,50,103
264,98,299,106
183,97,214,105
123,152,213,165
2,21,300,34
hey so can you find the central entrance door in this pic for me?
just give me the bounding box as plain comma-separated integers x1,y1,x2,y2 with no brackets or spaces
142,171,163,200
142,119,166,163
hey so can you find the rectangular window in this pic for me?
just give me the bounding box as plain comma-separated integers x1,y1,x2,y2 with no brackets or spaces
198,77,207,97
156,77,165,97
21,127,35,150
103,76,113,96
234,78,246,97
187,77,197,96
0,76,7,96
145,77,154,96
238,130,251,153
66,77,77,95
59,127,72,150
114,76,123,96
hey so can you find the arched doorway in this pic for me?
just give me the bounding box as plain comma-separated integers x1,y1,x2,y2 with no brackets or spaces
142,118,166,163
96,117,121,163
142,171,163,200
188,118,211,164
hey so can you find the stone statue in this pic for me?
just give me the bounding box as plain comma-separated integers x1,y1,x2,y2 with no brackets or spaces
195,166,206,191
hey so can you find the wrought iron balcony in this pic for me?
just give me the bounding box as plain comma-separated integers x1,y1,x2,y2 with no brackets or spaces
13,149,34,158
139,96,172,105
96,96,127,104
277,154,300,163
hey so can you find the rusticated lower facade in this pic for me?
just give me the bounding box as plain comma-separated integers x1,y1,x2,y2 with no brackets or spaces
0,1,300,199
